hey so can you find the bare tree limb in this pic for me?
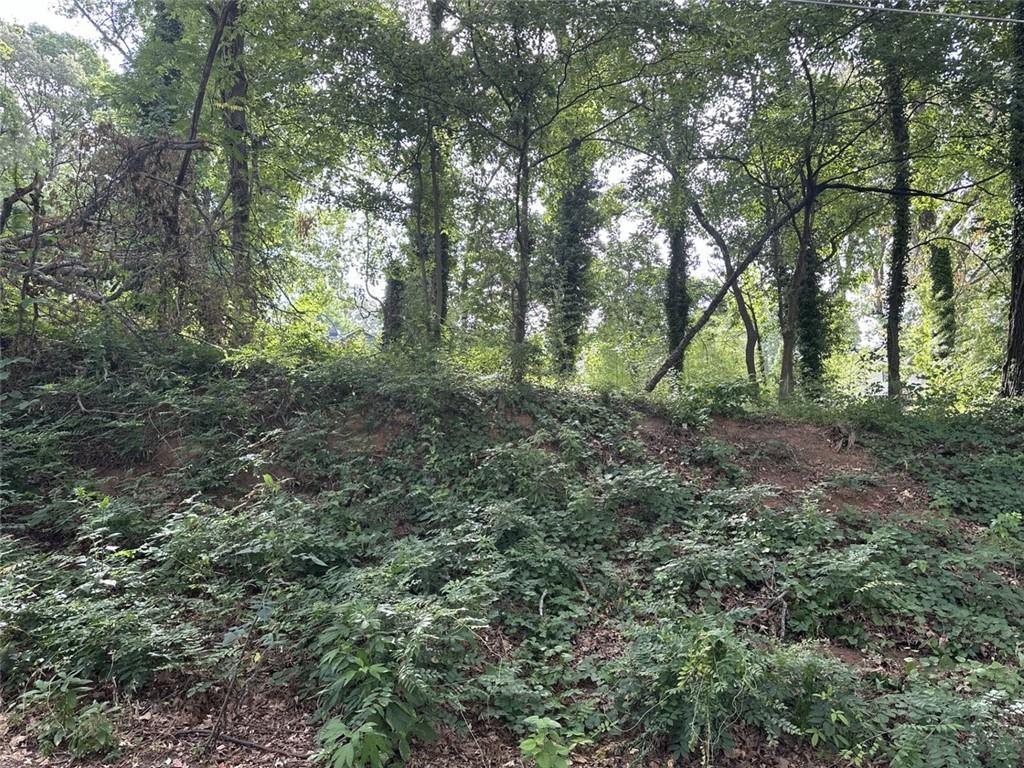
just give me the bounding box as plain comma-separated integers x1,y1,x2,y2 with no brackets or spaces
175,1,234,190
644,192,814,392
70,0,132,60
819,173,1004,201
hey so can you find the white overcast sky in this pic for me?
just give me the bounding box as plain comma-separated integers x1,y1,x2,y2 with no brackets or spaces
1,0,124,68
3,0,93,37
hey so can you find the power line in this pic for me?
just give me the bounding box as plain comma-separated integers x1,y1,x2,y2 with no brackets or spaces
782,0,1024,24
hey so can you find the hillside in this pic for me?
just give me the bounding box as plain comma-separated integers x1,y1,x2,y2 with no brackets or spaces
7,2,1024,766
3,345,1023,768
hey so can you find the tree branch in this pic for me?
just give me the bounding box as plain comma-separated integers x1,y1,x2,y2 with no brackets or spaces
175,0,234,190
644,191,813,392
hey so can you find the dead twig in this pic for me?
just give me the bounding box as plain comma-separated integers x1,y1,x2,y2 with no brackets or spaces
204,610,260,755
174,728,309,760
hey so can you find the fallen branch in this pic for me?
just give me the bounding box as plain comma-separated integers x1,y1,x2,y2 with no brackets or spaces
1,138,211,252
644,191,814,392
174,728,309,760
205,603,262,755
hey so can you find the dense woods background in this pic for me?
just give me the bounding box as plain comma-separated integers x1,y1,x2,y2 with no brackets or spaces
3,0,1024,401
3,2,1024,768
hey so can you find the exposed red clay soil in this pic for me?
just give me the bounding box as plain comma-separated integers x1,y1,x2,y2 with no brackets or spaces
511,412,536,430
328,410,416,456
95,436,188,495
634,415,703,482
713,417,930,517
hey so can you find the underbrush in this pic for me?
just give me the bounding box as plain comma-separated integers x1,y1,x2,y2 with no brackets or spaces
2,341,1022,767
843,398,1024,524
766,393,1024,525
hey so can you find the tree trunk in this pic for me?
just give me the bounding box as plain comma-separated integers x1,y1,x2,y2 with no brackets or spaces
779,330,796,398
725,257,758,388
382,274,404,346
664,225,689,372
411,155,432,335
689,201,758,389
1006,256,1024,395
222,0,252,336
750,298,768,389
766,193,785,387
927,244,956,359
511,140,532,381
429,135,448,342
796,241,827,392
779,194,816,399
884,59,911,398
1002,0,1024,396
14,174,43,354
427,0,449,344
547,140,596,377
645,193,813,392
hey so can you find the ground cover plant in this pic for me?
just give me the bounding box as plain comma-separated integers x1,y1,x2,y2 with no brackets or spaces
5,0,1024,765
2,338,1022,767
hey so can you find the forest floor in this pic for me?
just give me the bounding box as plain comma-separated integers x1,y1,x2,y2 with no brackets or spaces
3,346,1023,768
2,416,874,768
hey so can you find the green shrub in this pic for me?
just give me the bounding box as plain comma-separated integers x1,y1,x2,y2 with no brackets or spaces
5,337,1023,768
612,616,863,764
17,676,118,759
855,662,1024,768
315,599,482,767
519,715,589,768
0,538,208,688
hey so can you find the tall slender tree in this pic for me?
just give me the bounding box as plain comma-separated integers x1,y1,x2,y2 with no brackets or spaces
928,242,956,360
796,239,828,390
883,57,911,397
1003,0,1024,396
544,140,599,375
427,0,450,343
454,0,645,379
220,0,253,333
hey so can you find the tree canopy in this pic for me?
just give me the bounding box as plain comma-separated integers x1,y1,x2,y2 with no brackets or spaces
4,4,1024,767
3,0,1024,401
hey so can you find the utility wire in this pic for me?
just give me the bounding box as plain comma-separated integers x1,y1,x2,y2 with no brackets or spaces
782,0,1024,24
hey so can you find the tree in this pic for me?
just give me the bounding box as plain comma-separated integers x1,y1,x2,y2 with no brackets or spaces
614,76,700,373
220,0,254,334
451,0,646,379
427,0,451,343
5,0,1021,404
796,239,828,390
543,140,599,375
0,21,107,182
1003,0,1024,397
882,56,911,398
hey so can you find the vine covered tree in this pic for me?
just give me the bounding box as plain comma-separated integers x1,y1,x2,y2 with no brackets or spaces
4,3,1024,767
543,140,600,376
